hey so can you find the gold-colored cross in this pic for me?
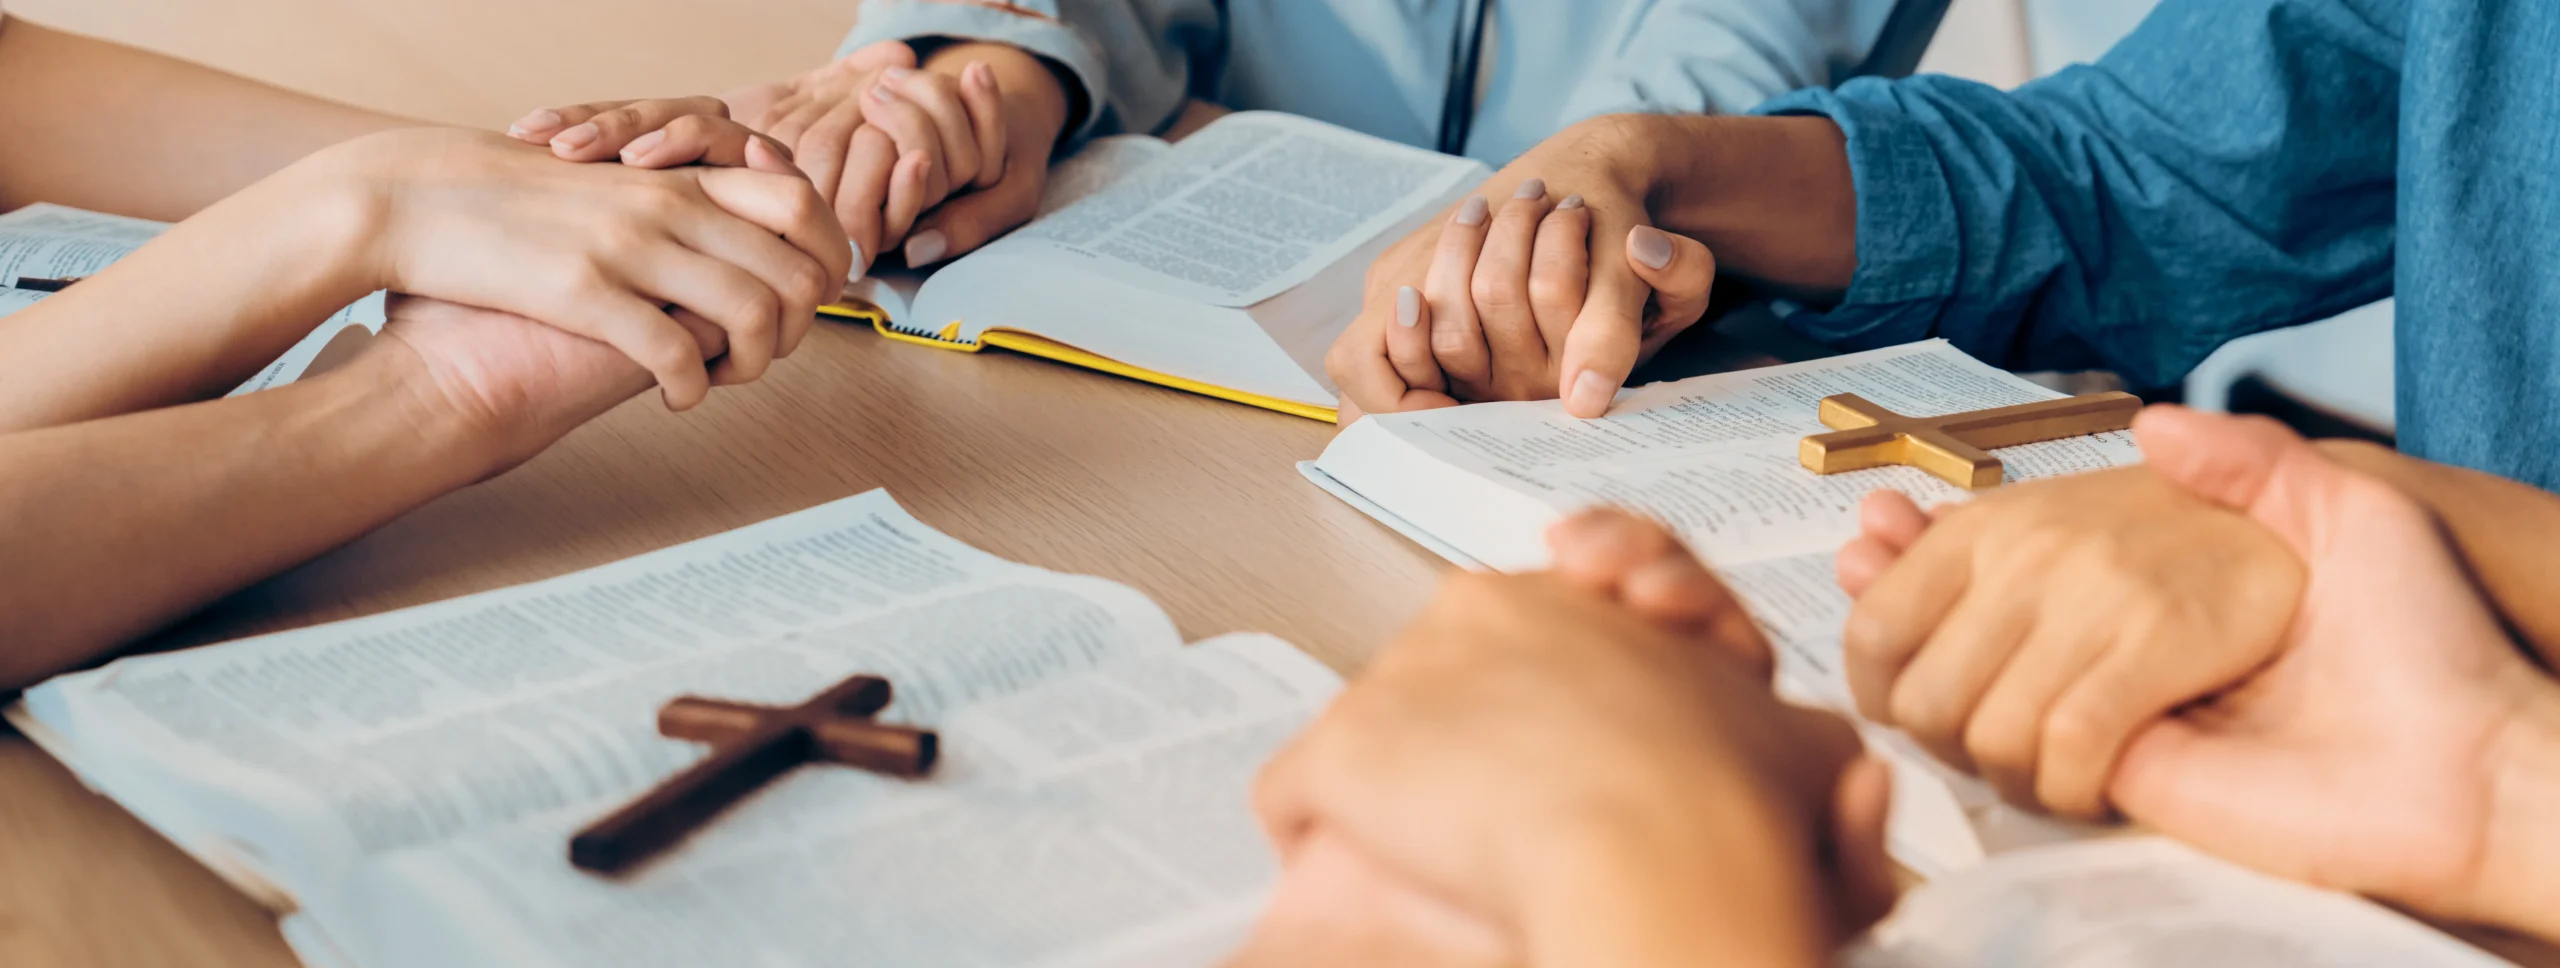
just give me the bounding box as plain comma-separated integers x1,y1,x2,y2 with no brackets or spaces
1797,392,2141,489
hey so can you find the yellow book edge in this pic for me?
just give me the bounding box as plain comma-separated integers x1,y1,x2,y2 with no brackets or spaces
818,302,1339,424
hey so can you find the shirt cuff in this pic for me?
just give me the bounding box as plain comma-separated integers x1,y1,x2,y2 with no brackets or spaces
841,1,1110,144
1751,80,1963,349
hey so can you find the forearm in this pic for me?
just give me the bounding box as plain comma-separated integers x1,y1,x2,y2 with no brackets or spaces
0,18,409,220
0,347,495,690
0,148,382,431
1613,113,1861,302
2319,440,2560,670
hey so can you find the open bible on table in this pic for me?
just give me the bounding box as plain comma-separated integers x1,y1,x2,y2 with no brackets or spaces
7,491,1339,968
821,111,1490,423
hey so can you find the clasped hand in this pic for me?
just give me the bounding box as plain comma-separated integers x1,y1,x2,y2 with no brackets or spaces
1327,117,1720,422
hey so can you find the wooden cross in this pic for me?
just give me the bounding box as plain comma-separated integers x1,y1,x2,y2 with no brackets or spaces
1798,391,2141,489
570,674,937,874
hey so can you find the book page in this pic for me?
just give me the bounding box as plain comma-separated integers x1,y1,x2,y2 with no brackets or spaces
0,203,389,392
1850,837,2508,968
999,111,1485,307
19,491,1187,917
1320,340,2144,568
343,634,1341,968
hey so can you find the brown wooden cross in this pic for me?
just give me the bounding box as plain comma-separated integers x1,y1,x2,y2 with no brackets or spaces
1797,391,2141,489
569,674,937,874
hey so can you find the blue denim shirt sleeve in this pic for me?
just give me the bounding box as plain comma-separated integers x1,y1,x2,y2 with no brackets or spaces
1753,0,2403,386
842,0,1222,146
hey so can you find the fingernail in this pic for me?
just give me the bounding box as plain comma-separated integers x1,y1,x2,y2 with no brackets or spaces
1569,369,1616,416
851,240,871,279
1396,286,1421,328
551,123,599,151
1558,194,1586,211
621,129,667,160
508,108,562,138
1454,196,1489,227
882,66,914,84
870,78,903,103
1513,178,1546,200
905,230,948,266
1630,225,1674,270
965,61,995,88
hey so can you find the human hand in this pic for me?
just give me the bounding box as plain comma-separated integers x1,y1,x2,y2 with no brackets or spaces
2093,408,2560,939
365,294,725,477
1242,509,1892,968
1327,117,1711,421
301,127,848,411
1835,422,2307,819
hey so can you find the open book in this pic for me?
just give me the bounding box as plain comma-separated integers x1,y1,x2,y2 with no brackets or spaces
1854,837,2511,968
0,203,385,394
8,491,1340,968
822,111,1490,422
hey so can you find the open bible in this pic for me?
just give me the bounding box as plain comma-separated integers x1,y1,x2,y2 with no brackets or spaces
823,111,1490,422
7,491,1340,968
0,203,384,394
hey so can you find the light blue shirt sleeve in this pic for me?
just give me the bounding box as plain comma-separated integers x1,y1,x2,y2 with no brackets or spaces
1754,0,2402,386
1561,0,1891,121
840,0,1218,146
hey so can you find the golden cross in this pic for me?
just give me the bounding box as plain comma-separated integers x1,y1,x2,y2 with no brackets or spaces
1797,391,2141,489
570,674,937,875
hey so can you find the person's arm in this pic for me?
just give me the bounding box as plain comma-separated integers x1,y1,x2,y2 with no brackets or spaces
2315,440,2560,673
0,298,680,691
1595,0,2402,387
0,18,409,220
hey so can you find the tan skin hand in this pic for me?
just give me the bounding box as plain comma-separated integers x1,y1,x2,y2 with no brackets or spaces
1238,509,1893,968
1837,456,2306,820
1329,116,1718,421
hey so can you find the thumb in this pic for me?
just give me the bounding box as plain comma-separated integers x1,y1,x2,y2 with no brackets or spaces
1556,216,1652,418
844,40,918,73
2133,405,2350,560
1625,225,1717,341
1828,754,1900,940
903,170,1043,267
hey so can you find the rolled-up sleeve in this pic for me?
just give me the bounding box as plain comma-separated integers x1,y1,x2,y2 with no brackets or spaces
1752,0,2403,386
842,0,1219,145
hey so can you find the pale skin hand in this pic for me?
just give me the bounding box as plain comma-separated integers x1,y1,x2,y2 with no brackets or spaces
1842,406,2560,942
513,40,1071,275
1234,509,1896,968
1833,422,2308,818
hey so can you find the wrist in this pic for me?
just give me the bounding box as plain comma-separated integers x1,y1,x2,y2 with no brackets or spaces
2471,677,2560,943
1520,785,1832,968
1633,113,1860,296
309,330,517,484
258,134,401,296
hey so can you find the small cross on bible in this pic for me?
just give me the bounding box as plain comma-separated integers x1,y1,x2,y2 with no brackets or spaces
1797,391,2142,489
569,674,937,874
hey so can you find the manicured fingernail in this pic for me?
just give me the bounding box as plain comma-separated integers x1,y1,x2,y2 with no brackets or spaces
965,61,995,88
1396,286,1421,327
870,82,900,104
508,108,562,138
1513,178,1546,200
851,241,871,279
621,129,667,160
905,230,949,266
551,123,599,151
1630,225,1674,270
1454,196,1489,227
1569,369,1616,416
883,66,914,84
1558,194,1586,211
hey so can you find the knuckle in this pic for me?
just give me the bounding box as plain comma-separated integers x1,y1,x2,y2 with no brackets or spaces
1470,274,1526,314
1963,716,2030,777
